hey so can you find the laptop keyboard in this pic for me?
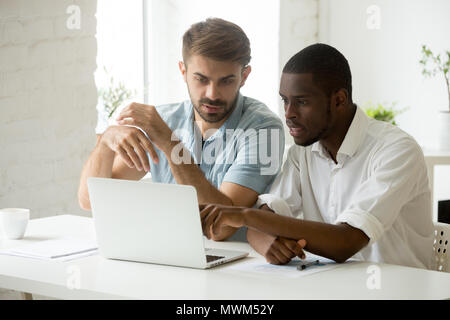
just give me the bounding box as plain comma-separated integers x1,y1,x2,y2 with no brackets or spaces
206,254,225,263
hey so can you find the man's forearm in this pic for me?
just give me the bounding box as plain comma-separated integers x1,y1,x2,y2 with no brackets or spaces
164,142,233,206
164,142,236,240
243,208,369,263
78,140,115,210
247,205,276,256
247,228,276,256
170,159,236,240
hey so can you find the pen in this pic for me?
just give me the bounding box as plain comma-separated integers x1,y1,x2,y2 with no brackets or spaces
297,259,320,271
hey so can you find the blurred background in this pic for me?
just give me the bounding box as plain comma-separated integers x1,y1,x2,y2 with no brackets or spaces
1,0,449,224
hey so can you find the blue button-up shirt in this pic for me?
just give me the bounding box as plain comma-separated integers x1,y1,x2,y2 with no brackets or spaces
149,93,284,194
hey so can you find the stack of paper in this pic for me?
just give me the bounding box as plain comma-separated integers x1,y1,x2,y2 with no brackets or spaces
0,237,98,262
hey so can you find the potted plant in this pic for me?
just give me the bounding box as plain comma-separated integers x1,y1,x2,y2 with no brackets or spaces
419,45,450,150
96,67,137,135
419,45,450,112
362,101,407,126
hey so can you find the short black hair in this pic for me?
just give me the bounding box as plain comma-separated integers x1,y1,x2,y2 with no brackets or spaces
283,43,352,102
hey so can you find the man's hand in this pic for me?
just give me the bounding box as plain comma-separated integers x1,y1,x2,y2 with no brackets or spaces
201,204,308,264
100,125,158,172
264,237,306,265
200,204,246,240
116,102,175,154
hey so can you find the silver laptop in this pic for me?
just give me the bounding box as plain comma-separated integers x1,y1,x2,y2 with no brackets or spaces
87,177,248,269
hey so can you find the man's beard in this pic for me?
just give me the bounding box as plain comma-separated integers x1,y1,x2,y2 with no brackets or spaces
297,104,331,147
298,125,329,147
190,89,239,123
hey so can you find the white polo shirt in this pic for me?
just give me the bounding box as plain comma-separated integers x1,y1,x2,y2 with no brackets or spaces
257,107,434,269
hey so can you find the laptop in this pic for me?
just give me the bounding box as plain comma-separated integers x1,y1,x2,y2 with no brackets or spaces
87,177,248,269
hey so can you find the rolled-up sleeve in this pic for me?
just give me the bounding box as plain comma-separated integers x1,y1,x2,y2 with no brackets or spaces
222,125,284,194
335,209,384,246
335,139,428,245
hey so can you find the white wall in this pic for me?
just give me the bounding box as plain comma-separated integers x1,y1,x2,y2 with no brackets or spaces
320,0,450,149
320,0,450,215
0,0,98,219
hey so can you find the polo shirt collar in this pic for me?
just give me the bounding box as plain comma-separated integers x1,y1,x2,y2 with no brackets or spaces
188,92,244,141
205,92,244,142
183,93,244,162
221,92,244,132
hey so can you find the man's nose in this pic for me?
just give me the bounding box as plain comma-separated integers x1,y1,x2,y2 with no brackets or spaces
285,102,297,119
205,83,220,101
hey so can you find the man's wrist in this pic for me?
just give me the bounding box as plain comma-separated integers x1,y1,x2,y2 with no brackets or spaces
242,208,253,228
98,137,115,157
162,139,181,159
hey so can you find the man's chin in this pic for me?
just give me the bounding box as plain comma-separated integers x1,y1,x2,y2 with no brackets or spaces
294,136,318,147
198,112,226,123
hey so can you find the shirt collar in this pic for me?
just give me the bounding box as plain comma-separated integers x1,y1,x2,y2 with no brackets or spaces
312,106,368,160
183,93,244,162
221,92,244,132
311,139,328,158
337,106,368,158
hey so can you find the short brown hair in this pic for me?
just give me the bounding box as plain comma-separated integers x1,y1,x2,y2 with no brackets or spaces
182,18,251,67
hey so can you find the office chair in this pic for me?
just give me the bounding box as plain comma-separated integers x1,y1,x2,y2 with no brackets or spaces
433,222,449,272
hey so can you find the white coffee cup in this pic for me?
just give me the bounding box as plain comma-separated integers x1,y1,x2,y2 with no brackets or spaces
0,208,30,240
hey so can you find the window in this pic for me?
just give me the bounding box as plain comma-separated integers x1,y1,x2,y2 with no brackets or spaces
95,0,143,133
95,0,280,134
145,0,280,113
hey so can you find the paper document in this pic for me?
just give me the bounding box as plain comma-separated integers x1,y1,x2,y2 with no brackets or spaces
0,237,98,261
228,253,352,278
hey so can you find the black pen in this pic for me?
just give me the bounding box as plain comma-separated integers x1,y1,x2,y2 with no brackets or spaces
297,259,320,271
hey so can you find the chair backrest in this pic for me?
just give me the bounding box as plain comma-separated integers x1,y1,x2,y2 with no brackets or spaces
433,222,449,272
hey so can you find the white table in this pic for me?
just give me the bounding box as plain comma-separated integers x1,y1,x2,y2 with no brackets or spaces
0,215,449,300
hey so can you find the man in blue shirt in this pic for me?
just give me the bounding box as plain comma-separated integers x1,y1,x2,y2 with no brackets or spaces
78,18,284,241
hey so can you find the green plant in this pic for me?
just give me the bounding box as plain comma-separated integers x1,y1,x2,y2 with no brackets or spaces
98,67,137,118
419,45,450,112
362,102,407,126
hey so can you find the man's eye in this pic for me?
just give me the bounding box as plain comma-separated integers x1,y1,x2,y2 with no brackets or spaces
196,77,207,83
222,79,234,85
297,99,307,105
281,97,288,104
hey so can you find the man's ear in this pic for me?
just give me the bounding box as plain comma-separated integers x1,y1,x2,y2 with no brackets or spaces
334,88,348,109
179,61,187,82
239,65,252,87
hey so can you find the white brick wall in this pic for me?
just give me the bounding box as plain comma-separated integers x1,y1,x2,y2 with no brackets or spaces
0,0,98,222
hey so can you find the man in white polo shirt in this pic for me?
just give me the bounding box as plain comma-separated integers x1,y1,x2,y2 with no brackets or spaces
200,43,434,269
